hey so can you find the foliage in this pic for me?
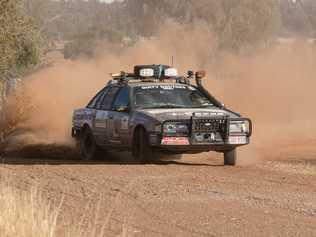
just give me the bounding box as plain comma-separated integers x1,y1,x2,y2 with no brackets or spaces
23,0,316,59
219,0,281,51
0,0,41,79
0,90,34,148
280,0,316,37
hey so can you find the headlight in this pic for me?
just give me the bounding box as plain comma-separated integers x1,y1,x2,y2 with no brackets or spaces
163,122,189,135
229,121,249,134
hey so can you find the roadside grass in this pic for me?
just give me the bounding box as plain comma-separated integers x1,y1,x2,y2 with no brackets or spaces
0,91,34,155
0,175,129,237
0,179,62,237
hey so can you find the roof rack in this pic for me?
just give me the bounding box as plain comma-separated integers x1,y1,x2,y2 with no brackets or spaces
107,65,206,87
109,72,190,85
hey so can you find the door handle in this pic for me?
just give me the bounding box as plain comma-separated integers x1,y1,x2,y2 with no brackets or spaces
109,115,114,119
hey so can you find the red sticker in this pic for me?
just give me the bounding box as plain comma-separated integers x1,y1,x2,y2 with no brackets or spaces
161,137,190,145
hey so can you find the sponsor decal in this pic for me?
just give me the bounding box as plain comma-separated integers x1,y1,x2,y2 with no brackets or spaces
161,137,190,145
141,85,159,90
95,111,108,128
146,109,226,116
194,112,225,117
121,116,129,130
140,85,188,90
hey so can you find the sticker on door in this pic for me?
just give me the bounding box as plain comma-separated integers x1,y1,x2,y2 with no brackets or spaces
121,116,129,130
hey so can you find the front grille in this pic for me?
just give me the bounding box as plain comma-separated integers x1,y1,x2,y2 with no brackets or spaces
191,116,228,143
192,117,227,133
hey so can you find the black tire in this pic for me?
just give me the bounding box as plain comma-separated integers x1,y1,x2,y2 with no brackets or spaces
79,128,102,160
224,149,237,166
132,128,153,164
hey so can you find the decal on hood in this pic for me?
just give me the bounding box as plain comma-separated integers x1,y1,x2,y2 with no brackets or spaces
145,108,226,116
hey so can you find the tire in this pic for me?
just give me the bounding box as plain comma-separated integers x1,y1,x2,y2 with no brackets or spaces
79,128,102,160
132,128,153,164
224,149,237,166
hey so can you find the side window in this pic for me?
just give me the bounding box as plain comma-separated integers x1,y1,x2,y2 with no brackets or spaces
100,87,120,110
113,87,129,110
87,88,106,108
95,88,110,109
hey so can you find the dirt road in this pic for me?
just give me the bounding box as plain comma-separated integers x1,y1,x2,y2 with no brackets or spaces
0,143,315,237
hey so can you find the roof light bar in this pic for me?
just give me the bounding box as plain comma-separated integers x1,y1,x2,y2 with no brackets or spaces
164,68,178,78
139,68,155,77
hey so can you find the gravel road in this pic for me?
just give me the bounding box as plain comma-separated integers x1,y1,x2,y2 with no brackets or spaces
0,143,315,237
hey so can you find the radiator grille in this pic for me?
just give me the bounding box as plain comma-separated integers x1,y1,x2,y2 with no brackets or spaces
192,117,227,133
191,116,228,143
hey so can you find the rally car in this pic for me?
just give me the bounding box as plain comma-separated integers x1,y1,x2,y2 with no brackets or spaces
72,65,252,165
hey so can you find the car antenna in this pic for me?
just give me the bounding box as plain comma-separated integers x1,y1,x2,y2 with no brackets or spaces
171,56,174,67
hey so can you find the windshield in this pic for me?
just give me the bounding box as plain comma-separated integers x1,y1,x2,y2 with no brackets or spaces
132,85,214,109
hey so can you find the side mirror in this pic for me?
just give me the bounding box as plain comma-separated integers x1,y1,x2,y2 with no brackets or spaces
115,105,129,113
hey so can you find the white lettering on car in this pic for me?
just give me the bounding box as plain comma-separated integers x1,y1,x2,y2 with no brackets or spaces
140,85,188,90
121,116,129,130
95,111,108,128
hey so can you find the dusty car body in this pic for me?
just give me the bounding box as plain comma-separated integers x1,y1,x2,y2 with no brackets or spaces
72,65,252,165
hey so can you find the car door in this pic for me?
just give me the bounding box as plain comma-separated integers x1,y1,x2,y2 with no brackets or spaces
92,87,111,145
110,87,131,146
83,87,108,138
96,86,121,145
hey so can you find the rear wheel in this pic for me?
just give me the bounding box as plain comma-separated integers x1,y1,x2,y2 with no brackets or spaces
79,128,102,160
224,149,237,166
132,128,154,164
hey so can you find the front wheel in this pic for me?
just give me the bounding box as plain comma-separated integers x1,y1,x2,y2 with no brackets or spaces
79,128,102,160
224,149,237,166
132,128,154,164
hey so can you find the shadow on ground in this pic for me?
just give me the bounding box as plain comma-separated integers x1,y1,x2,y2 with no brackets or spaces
0,144,222,166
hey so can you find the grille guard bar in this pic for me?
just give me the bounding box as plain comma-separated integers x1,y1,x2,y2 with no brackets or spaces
161,117,253,138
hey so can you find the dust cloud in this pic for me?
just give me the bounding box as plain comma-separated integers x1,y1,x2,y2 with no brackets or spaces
8,22,316,162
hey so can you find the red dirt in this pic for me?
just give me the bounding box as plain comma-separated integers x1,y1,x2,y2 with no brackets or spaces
0,142,315,237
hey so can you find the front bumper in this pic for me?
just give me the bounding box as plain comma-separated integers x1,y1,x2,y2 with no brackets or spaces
150,135,250,153
149,116,252,153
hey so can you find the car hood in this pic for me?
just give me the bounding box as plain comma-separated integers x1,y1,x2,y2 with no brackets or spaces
138,108,239,122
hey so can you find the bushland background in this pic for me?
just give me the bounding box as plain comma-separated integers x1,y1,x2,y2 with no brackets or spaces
1,0,316,82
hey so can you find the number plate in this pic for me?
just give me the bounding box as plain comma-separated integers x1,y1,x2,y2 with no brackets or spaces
161,137,190,145
228,136,247,145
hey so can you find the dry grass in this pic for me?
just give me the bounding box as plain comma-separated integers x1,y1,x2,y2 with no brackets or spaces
0,180,62,237
0,176,123,237
0,90,34,154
